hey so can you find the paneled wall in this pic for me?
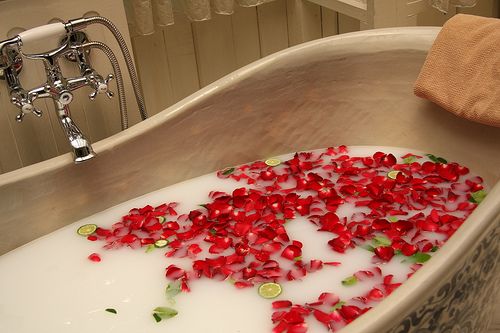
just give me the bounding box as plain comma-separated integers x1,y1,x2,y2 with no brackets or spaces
0,0,498,174
130,0,499,119
130,0,342,116
0,0,138,173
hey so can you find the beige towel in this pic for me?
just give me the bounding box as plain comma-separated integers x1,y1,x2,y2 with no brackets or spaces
414,14,500,127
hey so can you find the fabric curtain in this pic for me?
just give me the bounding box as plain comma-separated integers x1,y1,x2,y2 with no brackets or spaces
124,0,175,35
124,0,277,36
125,0,478,36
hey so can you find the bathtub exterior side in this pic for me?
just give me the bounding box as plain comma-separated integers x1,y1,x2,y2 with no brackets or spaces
388,219,499,333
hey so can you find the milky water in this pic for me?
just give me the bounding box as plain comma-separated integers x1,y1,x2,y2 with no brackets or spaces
0,146,470,333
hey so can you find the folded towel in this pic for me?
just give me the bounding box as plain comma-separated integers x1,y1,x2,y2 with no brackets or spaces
414,14,500,127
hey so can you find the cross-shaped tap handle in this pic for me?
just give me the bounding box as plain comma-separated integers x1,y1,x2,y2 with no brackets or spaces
11,95,43,122
88,73,114,100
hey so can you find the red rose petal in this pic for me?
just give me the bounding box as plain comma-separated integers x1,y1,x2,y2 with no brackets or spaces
84,146,484,333
272,300,293,309
374,246,394,261
88,253,101,262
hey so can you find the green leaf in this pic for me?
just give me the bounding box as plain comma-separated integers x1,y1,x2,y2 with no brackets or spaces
152,307,178,322
209,228,217,235
153,313,162,323
165,281,182,299
409,252,432,263
341,276,358,286
199,204,208,209
426,154,447,164
372,236,392,247
105,308,117,314
394,249,402,255
362,244,375,252
222,167,235,176
469,190,487,204
331,301,345,312
431,246,439,252
293,256,302,262
145,244,155,253
387,216,399,222
402,156,417,164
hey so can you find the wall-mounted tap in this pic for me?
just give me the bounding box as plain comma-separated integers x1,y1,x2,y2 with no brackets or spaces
0,17,147,164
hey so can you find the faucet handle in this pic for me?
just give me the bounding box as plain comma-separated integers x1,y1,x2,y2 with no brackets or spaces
104,74,114,98
10,94,42,122
88,73,114,100
14,109,42,122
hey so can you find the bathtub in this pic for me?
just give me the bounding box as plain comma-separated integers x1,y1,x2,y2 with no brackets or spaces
0,27,498,332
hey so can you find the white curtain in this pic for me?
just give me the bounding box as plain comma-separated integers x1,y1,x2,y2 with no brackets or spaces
125,0,478,35
124,0,277,36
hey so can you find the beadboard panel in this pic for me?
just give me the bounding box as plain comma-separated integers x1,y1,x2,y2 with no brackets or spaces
287,0,323,46
231,5,261,67
192,15,238,87
1,0,499,173
132,31,174,116
257,0,290,57
321,7,339,36
163,3,200,103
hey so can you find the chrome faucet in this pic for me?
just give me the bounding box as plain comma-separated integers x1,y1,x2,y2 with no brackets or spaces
0,17,147,163
18,40,99,162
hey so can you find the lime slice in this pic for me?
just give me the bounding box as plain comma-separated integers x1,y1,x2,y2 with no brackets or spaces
77,224,97,236
258,282,282,299
154,239,169,248
265,158,281,167
341,275,358,286
387,170,400,179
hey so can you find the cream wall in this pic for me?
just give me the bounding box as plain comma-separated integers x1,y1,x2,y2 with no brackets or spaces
130,0,499,117
0,0,498,173
0,0,139,173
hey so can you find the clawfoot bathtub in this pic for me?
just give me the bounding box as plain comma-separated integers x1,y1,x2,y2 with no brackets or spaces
0,27,498,332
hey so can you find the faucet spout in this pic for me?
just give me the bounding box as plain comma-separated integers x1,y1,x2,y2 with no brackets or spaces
55,102,95,163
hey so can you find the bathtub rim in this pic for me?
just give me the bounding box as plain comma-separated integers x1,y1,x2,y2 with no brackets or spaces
0,26,442,187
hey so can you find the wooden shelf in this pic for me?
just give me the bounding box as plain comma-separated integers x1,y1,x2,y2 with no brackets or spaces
305,0,428,28
306,0,368,21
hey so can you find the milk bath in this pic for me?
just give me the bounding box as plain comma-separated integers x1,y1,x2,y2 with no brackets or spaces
0,146,482,333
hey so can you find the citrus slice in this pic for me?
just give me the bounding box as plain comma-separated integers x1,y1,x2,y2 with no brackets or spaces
77,224,97,236
387,170,400,179
265,158,281,167
258,282,282,299
154,239,169,248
